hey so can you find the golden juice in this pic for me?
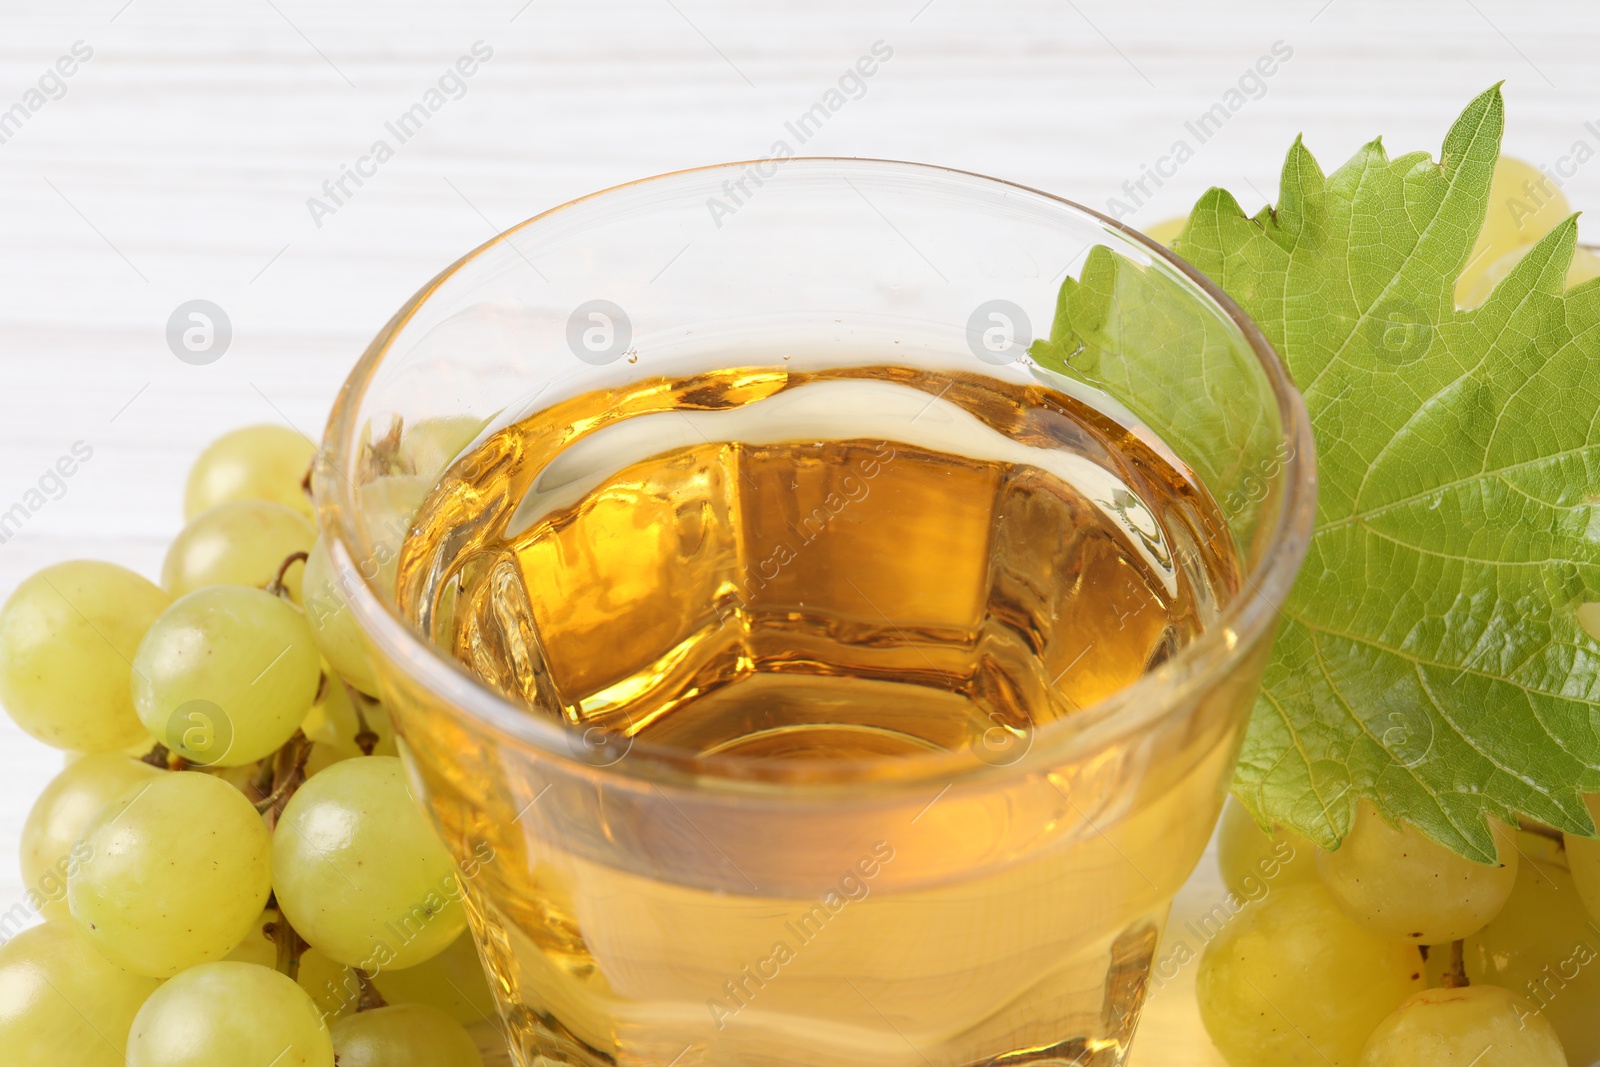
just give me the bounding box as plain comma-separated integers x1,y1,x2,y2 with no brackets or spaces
391,365,1247,1067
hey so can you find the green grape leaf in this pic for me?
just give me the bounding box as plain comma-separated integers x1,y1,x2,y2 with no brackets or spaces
1166,84,1600,861
1032,243,1284,553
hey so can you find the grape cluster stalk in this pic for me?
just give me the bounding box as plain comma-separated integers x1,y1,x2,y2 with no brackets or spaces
0,421,492,1067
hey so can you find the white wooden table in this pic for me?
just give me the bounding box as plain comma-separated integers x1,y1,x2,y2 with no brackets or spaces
3,1,1597,1062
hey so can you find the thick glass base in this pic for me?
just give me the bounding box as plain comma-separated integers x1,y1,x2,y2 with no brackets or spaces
468,892,1159,1067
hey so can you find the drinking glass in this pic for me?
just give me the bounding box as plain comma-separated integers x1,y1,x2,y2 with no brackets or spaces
318,159,1316,1067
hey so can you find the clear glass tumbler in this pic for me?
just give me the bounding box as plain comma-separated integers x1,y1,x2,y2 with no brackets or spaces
319,159,1316,1067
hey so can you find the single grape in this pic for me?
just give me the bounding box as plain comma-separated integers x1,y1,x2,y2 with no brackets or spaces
1463,830,1600,1064
20,753,163,920
131,585,321,766
1142,215,1187,247
401,415,487,482
1216,796,1318,899
301,672,397,758
0,920,162,1067
1196,882,1425,1067
1316,801,1517,944
1456,241,1600,308
126,961,334,1067
273,756,466,971
302,739,348,779
68,770,272,977
0,560,168,751
162,499,314,601
226,910,360,1022
1359,984,1566,1066
372,930,498,1027
303,537,378,694
1566,795,1600,924
299,945,360,1022
224,909,278,968
185,423,318,519
61,737,160,761
330,1003,484,1067
1457,155,1571,303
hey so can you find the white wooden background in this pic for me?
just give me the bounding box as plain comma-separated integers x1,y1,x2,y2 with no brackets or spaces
3,1,1599,1062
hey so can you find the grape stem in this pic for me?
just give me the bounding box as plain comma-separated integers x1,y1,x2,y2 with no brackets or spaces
256,730,314,824
263,913,309,982
266,551,310,599
1441,939,1469,988
361,414,411,480
249,755,276,806
139,741,171,769
357,970,389,1012
342,680,382,756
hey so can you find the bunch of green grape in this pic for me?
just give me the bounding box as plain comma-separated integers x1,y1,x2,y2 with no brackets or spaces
1201,798,1599,1066
1149,157,1600,1067
0,421,494,1067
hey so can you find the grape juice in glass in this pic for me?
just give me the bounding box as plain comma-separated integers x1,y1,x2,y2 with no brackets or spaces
319,160,1316,1067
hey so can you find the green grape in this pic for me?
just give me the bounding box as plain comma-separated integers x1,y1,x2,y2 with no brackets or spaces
185,423,318,520
0,920,162,1067
1196,882,1425,1066
1142,215,1187,247
1462,830,1600,1064
132,585,321,766
299,945,359,1022
302,537,378,694
401,415,487,482
0,560,168,751
372,930,499,1026
361,474,431,597
1316,801,1517,944
1358,984,1566,1066
302,739,348,779
68,770,272,977
21,753,163,920
126,961,334,1067
301,672,397,758
1456,242,1600,309
273,755,467,971
1566,795,1600,924
330,1003,484,1067
162,499,314,601
60,736,162,761
1216,796,1318,899
1457,156,1571,303
225,910,360,1022
224,910,279,968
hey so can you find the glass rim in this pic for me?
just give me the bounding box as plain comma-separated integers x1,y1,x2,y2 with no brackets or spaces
319,157,1318,795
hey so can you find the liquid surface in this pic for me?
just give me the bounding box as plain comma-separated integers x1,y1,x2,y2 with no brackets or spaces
398,366,1238,766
